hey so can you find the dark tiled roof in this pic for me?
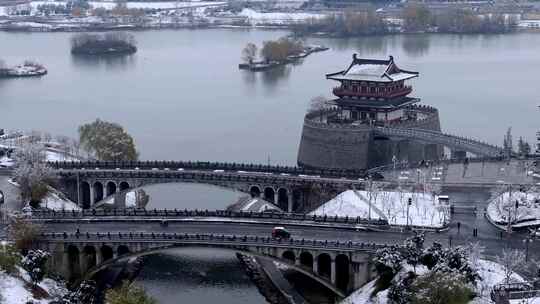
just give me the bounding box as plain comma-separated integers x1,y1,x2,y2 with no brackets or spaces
326,54,419,82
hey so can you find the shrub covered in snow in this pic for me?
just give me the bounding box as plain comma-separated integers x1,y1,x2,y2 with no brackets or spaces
369,235,482,304
21,249,50,286
105,281,156,304
54,280,99,304
410,271,473,304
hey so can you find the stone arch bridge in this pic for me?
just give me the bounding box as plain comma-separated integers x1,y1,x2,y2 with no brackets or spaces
51,161,367,213
375,126,505,158
38,231,379,297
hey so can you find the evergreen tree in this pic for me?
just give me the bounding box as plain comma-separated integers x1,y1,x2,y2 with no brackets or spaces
21,250,50,286
105,282,156,304
78,119,138,161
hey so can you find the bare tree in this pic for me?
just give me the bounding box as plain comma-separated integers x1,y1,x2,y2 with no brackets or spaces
241,43,258,64
497,248,526,284
13,143,56,206
9,217,42,252
42,132,52,144
309,95,328,122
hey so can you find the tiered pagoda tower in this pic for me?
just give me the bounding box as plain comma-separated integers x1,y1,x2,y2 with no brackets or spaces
297,54,442,170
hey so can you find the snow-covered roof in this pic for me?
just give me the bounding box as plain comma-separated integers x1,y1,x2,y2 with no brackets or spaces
326,54,418,83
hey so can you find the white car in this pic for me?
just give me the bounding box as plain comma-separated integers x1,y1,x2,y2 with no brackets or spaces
177,168,184,171
213,169,224,173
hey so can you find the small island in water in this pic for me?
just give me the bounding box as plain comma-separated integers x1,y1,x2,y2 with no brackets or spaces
0,60,47,78
239,37,328,72
71,32,137,56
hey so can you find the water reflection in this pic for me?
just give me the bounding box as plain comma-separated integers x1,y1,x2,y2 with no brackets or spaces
136,248,268,304
71,54,136,70
260,65,291,87
402,34,430,57
240,65,292,90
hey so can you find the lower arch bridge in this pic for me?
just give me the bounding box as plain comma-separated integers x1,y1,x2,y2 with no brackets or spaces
39,232,378,297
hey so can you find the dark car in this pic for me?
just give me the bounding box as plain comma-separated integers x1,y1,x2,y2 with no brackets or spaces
272,227,290,239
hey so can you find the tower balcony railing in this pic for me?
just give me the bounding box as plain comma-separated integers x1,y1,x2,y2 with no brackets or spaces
332,86,412,99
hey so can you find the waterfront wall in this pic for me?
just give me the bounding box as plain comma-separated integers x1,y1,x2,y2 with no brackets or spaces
297,116,373,170
297,105,443,170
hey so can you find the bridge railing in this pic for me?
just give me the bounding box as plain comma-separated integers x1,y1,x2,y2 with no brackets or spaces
367,155,520,173
376,127,505,156
30,208,390,226
48,160,366,179
38,231,386,251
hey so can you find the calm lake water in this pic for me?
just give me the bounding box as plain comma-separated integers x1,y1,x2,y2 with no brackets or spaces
1,29,539,303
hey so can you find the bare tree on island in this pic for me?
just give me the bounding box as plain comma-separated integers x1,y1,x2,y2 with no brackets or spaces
241,43,258,64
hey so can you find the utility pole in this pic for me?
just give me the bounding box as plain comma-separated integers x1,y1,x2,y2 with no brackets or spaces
406,197,412,230
367,178,372,220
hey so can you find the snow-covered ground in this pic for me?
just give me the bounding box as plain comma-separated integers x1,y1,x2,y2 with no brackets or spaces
26,0,226,11
487,191,540,228
0,269,67,304
238,8,325,25
342,259,525,304
0,156,14,167
125,191,136,208
310,190,450,228
41,188,81,211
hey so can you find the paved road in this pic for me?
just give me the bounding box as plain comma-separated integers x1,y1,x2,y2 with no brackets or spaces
0,174,21,239
38,215,540,263
383,158,536,188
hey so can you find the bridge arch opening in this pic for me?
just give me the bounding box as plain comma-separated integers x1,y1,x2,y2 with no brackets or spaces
249,185,261,198
93,182,104,204
117,245,130,257
263,187,275,203
100,245,114,262
299,252,313,269
277,188,289,211
335,254,350,291
67,245,81,282
317,253,331,279
119,181,130,192
282,250,296,263
292,189,303,212
106,182,117,197
82,245,97,273
80,182,91,209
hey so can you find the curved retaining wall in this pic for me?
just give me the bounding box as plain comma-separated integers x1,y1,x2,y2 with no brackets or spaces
297,105,442,170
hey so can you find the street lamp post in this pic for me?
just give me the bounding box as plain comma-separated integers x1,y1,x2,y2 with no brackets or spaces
406,197,412,230
524,238,532,262
367,178,372,221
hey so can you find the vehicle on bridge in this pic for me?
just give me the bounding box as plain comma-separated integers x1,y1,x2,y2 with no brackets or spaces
272,226,290,239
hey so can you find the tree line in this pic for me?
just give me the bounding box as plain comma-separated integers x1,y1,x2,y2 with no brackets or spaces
70,32,137,54
71,32,136,49
293,5,513,37
241,37,305,63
